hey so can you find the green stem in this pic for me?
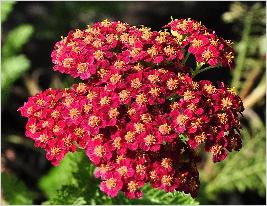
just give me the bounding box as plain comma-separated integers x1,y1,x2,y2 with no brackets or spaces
192,64,214,78
191,63,203,78
231,8,253,90
182,52,190,65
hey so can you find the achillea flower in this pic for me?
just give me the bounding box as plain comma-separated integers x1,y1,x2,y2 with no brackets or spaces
19,19,244,199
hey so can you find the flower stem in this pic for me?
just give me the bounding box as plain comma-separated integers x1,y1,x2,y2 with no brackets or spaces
191,63,203,78
182,52,190,66
192,62,215,78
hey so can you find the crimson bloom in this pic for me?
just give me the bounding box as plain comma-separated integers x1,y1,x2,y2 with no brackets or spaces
18,18,244,200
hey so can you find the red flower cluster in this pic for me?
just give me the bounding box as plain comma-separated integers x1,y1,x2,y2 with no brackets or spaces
164,18,235,68
18,19,244,199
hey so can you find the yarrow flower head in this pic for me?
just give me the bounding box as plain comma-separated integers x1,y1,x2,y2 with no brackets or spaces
18,18,244,199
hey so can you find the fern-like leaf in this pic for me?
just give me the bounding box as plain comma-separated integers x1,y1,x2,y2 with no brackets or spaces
205,128,266,197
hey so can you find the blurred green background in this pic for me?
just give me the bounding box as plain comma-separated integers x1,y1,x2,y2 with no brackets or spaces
1,1,266,205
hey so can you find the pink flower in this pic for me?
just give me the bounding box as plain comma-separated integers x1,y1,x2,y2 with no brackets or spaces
19,19,244,199
100,172,123,197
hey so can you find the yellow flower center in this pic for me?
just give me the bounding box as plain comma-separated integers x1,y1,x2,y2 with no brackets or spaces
176,114,187,126
88,116,100,127
144,134,156,146
73,29,83,39
226,51,234,64
99,164,110,174
53,125,60,133
74,127,84,137
195,132,206,144
114,60,125,69
217,113,228,124
183,90,194,101
167,78,178,90
76,83,87,93
108,108,119,119
93,50,104,60
210,39,219,46
94,145,105,157
36,99,45,106
110,73,122,84
161,175,173,186
136,93,147,105
221,97,233,109
100,96,111,106
130,47,141,57
106,178,116,190
136,164,146,174
132,63,143,71
164,45,175,56
42,121,49,128
69,108,80,119
158,124,171,135
101,19,112,27
87,91,97,102
64,96,74,107
113,137,121,149
92,134,104,141
128,181,138,192
120,33,129,43
202,49,213,60
148,74,159,84
125,131,135,143
150,170,157,180
119,90,130,102
142,31,152,41
191,118,202,128
83,104,92,113
141,113,152,123
210,144,222,155
77,63,88,74
127,108,136,116
51,147,61,156
187,103,197,111
192,38,203,48
134,123,145,134
51,111,59,118
63,136,72,147
39,134,49,143
118,166,128,176
204,84,216,94
149,87,161,96
131,78,142,89
161,158,172,169
92,39,103,48
116,155,125,163
63,58,74,68
29,124,37,134
147,46,158,57
116,22,127,32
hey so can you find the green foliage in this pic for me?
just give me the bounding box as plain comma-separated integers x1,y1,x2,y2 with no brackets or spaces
1,9,34,103
39,151,88,198
1,1,15,22
2,54,30,100
227,2,266,91
1,172,35,204
2,24,34,59
40,151,198,205
179,134,189,143
204,128,266,199
136,185,199,205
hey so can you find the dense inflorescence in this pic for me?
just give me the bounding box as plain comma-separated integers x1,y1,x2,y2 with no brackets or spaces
18,18,244,199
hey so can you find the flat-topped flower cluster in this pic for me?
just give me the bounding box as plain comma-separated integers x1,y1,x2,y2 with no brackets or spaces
18,19,244,199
